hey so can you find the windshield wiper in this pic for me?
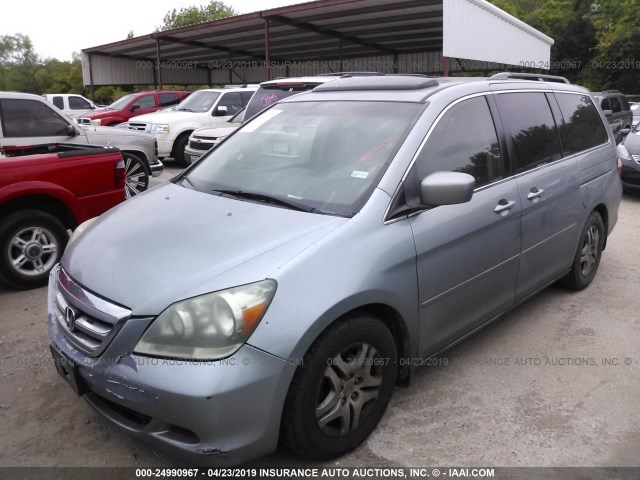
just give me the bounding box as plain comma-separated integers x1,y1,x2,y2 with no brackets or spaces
178,108,193,112
212,189,317,213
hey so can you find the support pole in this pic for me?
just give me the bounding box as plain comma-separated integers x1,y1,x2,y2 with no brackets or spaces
264,18,271,81
156,40,163,89
88,54,95,99
443,56,450,77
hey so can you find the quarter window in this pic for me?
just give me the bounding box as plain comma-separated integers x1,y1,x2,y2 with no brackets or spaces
416,96,503,188
495,93,562,173
554,93,609,155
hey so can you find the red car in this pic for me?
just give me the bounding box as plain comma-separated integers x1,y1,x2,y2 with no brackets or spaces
0,143,126,288
79,90,191,126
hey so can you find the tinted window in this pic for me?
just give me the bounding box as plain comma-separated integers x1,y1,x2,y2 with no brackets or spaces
416,96,503,188
52,97,64,109
240,91,254,105
619,95,630,111
217,92,243,115
69,96,91,110
0,99,70,137
554,93,609,155
610,97,622,113
159,93,179,107
495,93,562,173
600,98,611,111
134,95,156,109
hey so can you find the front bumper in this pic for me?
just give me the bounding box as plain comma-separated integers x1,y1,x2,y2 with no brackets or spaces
184,146,207,165
149,159,164,177
621,157,640,191
47,267,295,465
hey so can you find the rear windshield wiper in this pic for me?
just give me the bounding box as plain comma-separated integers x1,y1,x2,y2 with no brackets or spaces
212,189,317,213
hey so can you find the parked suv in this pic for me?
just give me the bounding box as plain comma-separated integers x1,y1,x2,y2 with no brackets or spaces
126,86,256,166
78,90,191,127
594,90,633,139
183,76,341,164
48,74,621,466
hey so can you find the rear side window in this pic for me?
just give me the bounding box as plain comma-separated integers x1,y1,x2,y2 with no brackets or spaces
51,96,64,109
495,93,562,173
554,93,609,155
0,99,70,137
69,96,91,110
159,93,179,106
416,96,503,188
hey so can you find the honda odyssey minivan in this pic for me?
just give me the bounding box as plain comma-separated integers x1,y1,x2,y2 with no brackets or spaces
48,73,622,465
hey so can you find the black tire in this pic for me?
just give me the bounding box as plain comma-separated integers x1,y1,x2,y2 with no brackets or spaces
282,313,397,460
0,210,69,289
122,152,149,198
172,134,190,167
560,211,605,290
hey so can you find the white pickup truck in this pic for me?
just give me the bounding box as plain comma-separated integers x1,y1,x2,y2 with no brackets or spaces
43,93,102,118
0,92,161,197
125,86,256,166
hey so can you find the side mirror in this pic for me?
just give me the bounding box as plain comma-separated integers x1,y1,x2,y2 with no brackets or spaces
420,172,476,206
603,109,613,117
65,124,79,136
130,104,141,112
620,128,631,136
213,105,228,116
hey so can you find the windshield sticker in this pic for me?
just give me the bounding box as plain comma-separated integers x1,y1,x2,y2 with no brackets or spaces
242,109,283,132
351,171,369,179
260,93,279,107
359,137,394,165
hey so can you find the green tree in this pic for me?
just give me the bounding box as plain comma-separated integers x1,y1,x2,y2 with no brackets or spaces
0,34,41,93
158,1,237,31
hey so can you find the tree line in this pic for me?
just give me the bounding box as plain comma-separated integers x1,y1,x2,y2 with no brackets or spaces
1,0,638,102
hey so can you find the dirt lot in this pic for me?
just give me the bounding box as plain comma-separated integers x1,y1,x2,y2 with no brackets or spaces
1,164,639,469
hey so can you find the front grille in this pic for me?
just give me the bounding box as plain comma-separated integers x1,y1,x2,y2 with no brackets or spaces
127,122,149,132
189,138,216,151
53,267,131,357
632,154,640,165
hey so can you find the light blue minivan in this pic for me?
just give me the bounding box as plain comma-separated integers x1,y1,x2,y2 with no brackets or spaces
48,73,622,465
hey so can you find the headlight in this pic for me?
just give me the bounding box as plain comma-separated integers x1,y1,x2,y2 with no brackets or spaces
617,144,632,162
151,124,170,134
134,280,276,360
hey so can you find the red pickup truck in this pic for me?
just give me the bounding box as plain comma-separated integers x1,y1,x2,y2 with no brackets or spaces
0,143,126,289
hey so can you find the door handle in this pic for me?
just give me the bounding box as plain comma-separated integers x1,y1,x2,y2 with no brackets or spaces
527,187,545,200
494,200,516,214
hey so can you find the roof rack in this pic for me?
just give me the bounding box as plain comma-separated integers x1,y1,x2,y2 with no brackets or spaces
490,72,570,84
602,89,621,93
318,72,384,77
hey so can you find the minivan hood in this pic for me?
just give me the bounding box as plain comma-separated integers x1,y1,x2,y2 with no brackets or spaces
62,182,346,315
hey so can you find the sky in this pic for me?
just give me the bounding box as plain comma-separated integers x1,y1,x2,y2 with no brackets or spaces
0,0,300,61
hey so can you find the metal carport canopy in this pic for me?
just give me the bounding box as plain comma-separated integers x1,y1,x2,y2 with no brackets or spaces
81,0,553,87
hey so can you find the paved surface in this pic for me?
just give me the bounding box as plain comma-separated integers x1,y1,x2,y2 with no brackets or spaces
0,163,638,468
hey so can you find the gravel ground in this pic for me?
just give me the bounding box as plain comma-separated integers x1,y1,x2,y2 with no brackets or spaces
1,163,638,471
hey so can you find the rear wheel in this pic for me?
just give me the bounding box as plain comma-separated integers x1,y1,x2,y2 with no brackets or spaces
122,152,149,198
282,313,397,460
560,211,605,290
0,210,68,289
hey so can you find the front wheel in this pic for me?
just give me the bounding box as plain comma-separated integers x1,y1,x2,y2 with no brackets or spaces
122,152,150,198
281,313,397,460
560,211,605,290
0,210,68,289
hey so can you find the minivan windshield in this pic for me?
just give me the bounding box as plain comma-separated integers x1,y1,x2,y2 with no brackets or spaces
177,91,221,113
185,101,422,217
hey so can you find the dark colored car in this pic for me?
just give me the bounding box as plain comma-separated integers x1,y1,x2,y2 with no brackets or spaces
79,90,191,126
594,90,633,140
618,129,640,192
